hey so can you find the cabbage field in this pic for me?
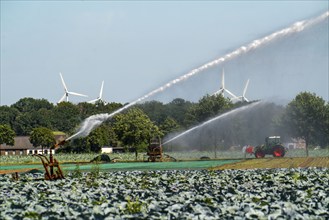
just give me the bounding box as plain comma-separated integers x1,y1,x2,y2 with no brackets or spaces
1,168,328,219
1,149,328,165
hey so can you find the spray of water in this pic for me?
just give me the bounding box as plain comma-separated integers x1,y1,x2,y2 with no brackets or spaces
67,11,328,141
162,101,262,145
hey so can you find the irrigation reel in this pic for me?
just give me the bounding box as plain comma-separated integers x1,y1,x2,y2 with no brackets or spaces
144,137,177,162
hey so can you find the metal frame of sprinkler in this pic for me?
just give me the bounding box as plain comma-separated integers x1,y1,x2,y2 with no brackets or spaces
33,140,66,180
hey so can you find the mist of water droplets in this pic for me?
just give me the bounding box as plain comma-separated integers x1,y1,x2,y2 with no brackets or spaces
67,11,328,141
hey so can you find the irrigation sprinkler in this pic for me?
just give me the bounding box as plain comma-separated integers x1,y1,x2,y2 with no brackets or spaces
33,140,66,180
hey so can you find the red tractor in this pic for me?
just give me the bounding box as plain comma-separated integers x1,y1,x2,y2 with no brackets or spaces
254,136,286,158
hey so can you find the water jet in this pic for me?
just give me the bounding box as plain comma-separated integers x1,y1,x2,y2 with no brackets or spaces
67,12,328,142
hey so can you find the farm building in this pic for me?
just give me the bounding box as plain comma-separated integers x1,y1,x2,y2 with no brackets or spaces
0,135,66,156
101,147,113,154
284,138,306,149
101,147,125,154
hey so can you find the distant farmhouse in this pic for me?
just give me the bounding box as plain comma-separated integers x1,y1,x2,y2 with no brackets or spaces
0,135,66,156
101,146,125,154
284,138,306,150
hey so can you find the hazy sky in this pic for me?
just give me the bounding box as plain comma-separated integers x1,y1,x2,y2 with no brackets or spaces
1,1,328,106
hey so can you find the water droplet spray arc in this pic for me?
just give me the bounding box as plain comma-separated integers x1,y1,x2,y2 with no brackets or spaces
162,101,261,145
67,11,328,141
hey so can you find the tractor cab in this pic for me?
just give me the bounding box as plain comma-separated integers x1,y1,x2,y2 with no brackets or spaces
265,136,281,148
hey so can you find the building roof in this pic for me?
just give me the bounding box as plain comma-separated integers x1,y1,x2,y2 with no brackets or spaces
15,136,34,148
0,136,33,150
0,135,67,150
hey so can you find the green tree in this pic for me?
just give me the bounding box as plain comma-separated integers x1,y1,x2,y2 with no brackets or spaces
70,125,116,153
12,113,34,135
77,102,99,119
103,124,120,147
283,92,328,156
0,124,15,145
68,124,116,153
85,125,111,153
137,101,167,125
324,104,329,148
98,102,123,114
12,109,53,136
11,97,53,113
160,117,181,137
185,94,232,127
30,127,55,153
9,98,54,135
0,106,19,128
51,102,81,133
61,138,84,153
34,108,53,128
112,108,162,151
166,98,194,127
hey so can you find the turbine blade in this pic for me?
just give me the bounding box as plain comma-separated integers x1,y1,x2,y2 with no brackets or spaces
99,81,104,98
213,89,224,96
230,96,241,101
225,89,238,99
58,94,66,103
69,92,88,97
88,98,99,104
59,72,68,91
243,79,250,96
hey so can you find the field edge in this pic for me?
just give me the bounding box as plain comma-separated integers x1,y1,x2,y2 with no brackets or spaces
211,157,329,170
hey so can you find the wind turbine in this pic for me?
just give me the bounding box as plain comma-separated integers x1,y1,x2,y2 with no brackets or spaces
58,72,88,103
213,68,238,99
231,79,250,102
88,81,106,104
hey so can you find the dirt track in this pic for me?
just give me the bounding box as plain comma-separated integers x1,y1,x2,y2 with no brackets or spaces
213,157,329,170
0,169,35,175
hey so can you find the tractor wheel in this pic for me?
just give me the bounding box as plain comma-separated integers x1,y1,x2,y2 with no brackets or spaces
255,149,265,158
272,145,285,157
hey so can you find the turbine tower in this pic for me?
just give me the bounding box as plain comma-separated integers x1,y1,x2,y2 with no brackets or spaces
58,72,88,103
88,81,106,104
213,68,238,99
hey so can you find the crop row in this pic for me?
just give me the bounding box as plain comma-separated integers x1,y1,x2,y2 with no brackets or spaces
1,149,328,165
0,168,328,219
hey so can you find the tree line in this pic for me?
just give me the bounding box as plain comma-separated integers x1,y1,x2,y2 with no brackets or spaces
0,92,328,154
